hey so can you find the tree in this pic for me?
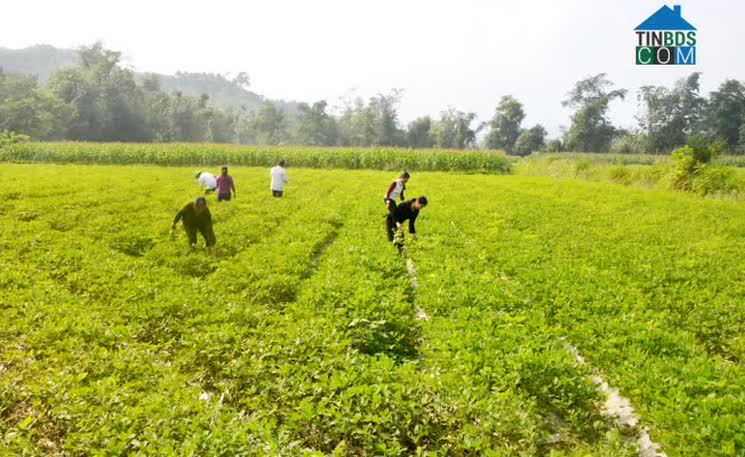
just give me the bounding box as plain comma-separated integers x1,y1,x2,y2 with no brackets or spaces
703,79,745,150
637,73,704,152
48,42,147,141
563,73,627,152
232,72,250,90
367,90,405,146
208,107,236,143
0,70,71,139
435,107,481,149
295,100,337,146
545,139,564,152
142,75,173,141
485,95,525,153
513,124,547,156
170,92,206,141
237,101,287,145
738,117,745,155
335,90,404,146
405,117,434,148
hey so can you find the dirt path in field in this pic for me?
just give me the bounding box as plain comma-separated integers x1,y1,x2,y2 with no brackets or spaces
564,341,667,457
447,220,667,456
305,223,343,278
405,258,429,321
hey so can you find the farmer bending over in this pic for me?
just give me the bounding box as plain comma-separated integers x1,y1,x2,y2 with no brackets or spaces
194,171,217,194
386,196,428,252
172,196,217,256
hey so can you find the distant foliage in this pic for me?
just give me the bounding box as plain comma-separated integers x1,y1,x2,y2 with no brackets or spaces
544,139,564,153
637,73,705,153
609,133,648,154
485,95,525,153
434,107,482,149
6,45,745,156
512,125,547,156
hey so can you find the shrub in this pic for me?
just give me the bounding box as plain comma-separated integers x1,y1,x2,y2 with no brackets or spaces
0,130,31,147
608,164,631,185
609,133,648,154
544,139,563,153
686,135,726,164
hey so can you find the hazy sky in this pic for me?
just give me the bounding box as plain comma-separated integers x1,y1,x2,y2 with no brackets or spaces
5,0,745,136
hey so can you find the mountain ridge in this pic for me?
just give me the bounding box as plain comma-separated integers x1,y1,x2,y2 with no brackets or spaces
0,44,297,113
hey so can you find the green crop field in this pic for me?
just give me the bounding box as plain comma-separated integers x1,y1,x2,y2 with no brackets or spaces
1,163,744,456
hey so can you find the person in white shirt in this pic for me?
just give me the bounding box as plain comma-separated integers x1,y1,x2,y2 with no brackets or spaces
270,160,289,197
194,171,217,194
384,171,410,213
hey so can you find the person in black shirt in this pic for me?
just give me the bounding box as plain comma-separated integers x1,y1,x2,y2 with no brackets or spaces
172,196,217,256
386,196,428,252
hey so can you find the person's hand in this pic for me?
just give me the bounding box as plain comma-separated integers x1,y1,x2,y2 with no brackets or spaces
396,222,403,230
209,248,217,257
411,233,417,241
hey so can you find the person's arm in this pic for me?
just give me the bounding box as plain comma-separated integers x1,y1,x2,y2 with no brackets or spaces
283,169,288,184
172,206,186,228
231,177,236,195
408,211,418,236
400,185,406,202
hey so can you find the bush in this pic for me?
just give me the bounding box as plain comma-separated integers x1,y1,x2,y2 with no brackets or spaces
0,130,31,147
667,145,699,191
544,139,563,153
573,158,591,177
686,135,726,164
692,166,740,196
608,164,631,185
665,143,740,196
609,134,648,154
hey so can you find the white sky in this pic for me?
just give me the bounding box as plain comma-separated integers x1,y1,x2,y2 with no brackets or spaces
4,0,745,137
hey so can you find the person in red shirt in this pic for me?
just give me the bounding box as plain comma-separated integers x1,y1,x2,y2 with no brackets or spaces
216,166,236,202
384,171,410,213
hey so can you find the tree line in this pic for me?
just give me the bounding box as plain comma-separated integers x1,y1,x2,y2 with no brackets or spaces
2,43,745,155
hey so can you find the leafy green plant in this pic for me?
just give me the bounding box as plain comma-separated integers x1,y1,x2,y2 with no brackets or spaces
1,163,743,456
0,130,30,147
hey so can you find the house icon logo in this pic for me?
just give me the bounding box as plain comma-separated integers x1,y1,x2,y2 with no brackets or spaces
635,5,697,65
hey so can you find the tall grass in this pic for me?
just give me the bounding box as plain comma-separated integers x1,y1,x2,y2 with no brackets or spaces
0,142,512,173
515,152,745,199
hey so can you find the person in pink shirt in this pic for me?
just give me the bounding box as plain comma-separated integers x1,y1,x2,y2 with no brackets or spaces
216,166,236,202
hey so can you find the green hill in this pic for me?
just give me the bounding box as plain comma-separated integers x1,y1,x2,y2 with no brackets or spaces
0,44,296,113
0,45,78,84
